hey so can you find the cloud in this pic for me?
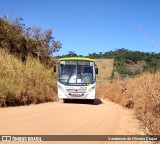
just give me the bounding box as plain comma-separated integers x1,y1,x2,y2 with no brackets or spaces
135,24,160,51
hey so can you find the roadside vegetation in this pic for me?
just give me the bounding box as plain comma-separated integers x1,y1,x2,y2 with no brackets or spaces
0,49,58,107
0,16,60,107
0,16,61,65
97,72,160,135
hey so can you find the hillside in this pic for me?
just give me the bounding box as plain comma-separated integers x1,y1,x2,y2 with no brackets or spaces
0,50,57,107
90,48,160,78
94,59,160,135
94,59,114,83
0,17,60,107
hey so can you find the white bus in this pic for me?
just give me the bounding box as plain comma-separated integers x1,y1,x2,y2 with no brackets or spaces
55,57,98,103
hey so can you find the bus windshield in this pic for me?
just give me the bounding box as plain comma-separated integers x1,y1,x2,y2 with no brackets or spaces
58,60,96,85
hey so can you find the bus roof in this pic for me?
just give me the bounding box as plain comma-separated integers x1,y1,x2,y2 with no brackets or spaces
59,57,95,62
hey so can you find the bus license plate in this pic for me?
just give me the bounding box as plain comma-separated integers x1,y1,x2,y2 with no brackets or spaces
71,93,81,96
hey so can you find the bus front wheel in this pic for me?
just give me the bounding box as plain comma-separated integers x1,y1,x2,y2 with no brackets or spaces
89,99,94,104
63,99,68,103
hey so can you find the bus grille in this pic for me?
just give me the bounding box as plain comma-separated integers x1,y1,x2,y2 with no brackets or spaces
66,88,87,93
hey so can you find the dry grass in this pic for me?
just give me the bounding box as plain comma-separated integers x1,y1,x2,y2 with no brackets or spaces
94,59,114,83
95,58,160,135
0,49,58,107
97,72,160,135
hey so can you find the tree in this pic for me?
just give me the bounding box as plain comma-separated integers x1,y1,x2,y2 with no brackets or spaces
0,16,62,65
68,51,77,57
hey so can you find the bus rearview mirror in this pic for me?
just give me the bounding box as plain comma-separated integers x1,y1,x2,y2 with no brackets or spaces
95,68,98,74
54,66,56,72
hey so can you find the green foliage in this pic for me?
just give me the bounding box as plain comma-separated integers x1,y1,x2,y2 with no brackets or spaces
143,58,160,73
111,49,160,78
57,51,84,58
67,51,78,57
110,69,115,80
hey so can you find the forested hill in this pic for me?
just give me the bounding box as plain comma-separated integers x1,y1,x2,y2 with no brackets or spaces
95,48,160,77
58,49,160,78
100,48,160,77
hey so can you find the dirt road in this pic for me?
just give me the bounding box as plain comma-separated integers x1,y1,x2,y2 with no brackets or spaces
0,99,145,144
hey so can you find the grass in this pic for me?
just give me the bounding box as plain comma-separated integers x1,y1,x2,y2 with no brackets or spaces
97,72,160,135
0,49,58,107
94,59,114,83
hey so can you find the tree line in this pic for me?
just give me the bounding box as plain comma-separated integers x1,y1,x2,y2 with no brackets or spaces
58,48,160,78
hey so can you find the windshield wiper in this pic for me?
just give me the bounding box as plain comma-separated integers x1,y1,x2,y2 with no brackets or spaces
66,69,74,84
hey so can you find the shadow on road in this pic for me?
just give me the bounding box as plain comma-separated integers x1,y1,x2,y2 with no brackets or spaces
64,98,103,105
93,98,103,105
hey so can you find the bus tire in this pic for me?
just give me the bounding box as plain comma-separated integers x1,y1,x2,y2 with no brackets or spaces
63,99,68,103
90,99,94,104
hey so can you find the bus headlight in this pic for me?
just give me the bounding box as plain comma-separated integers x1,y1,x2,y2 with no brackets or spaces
88,86,95,92
58,84,66,92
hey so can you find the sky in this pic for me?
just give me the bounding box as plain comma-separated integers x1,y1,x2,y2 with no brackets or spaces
1,0,160,56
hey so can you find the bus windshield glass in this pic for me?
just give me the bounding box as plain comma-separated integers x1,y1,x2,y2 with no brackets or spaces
58,60,95,85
